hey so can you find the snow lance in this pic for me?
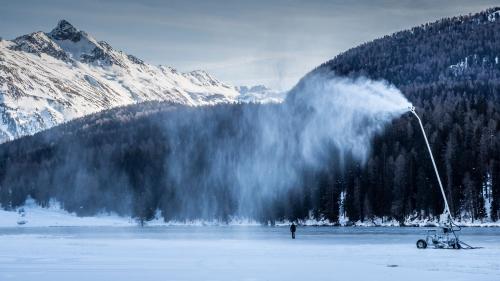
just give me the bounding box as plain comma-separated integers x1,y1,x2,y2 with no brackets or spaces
409,106,478,249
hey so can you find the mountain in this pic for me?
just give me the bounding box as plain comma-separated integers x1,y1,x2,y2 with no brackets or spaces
0,8,499,224
235,85,285,103
0,20,271,143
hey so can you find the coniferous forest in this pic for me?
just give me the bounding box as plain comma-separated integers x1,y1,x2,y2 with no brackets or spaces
0,8,499,224
312,7,500,223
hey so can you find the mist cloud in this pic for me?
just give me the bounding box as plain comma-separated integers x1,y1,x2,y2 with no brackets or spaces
157,72,411,218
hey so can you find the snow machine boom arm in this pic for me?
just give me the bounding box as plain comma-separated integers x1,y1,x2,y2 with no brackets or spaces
409,106,480,249
409,106,453,222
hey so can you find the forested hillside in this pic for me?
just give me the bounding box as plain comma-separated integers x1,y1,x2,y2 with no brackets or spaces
302,7,500,223
0,8,499,224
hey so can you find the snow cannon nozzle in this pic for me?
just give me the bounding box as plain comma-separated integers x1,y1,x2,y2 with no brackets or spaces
408,105,415,113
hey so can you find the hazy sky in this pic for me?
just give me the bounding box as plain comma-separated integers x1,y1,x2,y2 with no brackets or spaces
1,0,498,90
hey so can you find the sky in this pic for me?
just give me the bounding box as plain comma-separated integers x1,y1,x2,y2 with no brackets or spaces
0,0,498,90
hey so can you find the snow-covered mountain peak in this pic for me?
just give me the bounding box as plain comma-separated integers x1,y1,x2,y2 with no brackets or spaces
183,70,228,88
236,85,286,103
159,65,179,74
187,69,212,76
49,20,80,41
236,85,271,95
0,21,282,143
11,31,69,61
47,19,105,62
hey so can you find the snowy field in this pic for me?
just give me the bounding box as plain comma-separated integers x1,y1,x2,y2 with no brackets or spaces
0,226,499,281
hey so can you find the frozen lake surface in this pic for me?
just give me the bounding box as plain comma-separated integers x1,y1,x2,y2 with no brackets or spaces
0,226,499,281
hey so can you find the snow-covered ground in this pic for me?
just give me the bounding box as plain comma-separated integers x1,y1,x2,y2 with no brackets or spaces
0,199,263,227
0,226,498,281
0,199,136,227
1,199,499,228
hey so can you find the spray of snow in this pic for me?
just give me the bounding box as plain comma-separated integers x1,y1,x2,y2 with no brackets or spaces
156,72,412,218
287,72,412,165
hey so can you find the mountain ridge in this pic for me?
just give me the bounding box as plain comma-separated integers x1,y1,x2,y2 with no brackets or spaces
0,20,281,143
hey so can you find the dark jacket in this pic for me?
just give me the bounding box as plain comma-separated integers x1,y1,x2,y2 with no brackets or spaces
290,224,296,232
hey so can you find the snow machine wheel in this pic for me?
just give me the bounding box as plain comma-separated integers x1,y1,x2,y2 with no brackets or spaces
416,239,427,249
452,242,461,249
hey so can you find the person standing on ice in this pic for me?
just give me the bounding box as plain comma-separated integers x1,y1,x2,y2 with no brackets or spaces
290,222,297,239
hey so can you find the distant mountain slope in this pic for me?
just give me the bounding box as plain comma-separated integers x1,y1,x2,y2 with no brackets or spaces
0,20,278,143
235,85,285,103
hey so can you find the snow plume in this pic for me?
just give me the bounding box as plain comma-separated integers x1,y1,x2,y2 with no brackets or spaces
158,72,411,219
287,72,412,165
